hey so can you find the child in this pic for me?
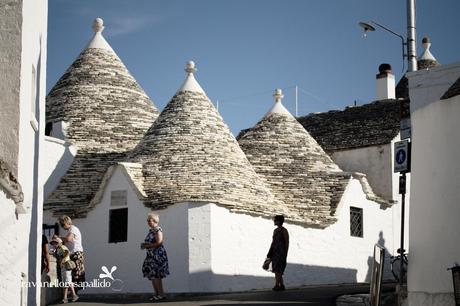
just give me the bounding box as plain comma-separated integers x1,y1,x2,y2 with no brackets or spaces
50,235,79,303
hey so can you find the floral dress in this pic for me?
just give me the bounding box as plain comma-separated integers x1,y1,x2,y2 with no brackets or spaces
142,226,170,280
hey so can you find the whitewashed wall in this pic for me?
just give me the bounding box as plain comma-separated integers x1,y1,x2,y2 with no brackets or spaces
331,144,393,200
330,142,410,254
0,194,30,305
407,63,460,306
43,167,190,294
42,137,76,199
0,0,47,305
0,1,26,303
210,177,396,292
44,172,397,294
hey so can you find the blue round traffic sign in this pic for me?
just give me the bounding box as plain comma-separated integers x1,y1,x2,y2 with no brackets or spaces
396,149,406,164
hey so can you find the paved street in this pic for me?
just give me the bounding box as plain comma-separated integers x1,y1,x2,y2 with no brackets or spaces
49,283,396,306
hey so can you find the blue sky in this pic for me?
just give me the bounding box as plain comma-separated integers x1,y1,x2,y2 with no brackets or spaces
47,0,460,135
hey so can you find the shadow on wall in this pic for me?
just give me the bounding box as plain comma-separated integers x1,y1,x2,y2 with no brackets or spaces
44,143,75,199
365,231,393,282
186,263,357,292
27,46,42,305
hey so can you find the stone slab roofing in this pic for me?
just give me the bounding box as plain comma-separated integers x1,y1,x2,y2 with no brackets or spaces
238,91,351,228
45,19,159,217
441,76,460,100
46,152,125,217
46,49,159,152
129,62,285,218
297,99,402,152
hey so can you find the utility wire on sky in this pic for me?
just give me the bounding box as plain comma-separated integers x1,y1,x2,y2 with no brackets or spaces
216,85,329,116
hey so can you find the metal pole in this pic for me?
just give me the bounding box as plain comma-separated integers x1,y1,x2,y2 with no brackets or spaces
217,100,219,112
295,86,298,117
407,0,417,71
400,172,406,286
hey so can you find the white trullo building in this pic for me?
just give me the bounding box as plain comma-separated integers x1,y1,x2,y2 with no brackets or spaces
238,89,397,284
296,62,418,254
44,18,400,295
43,17,159,218
43,17,159,292
0,0,48,305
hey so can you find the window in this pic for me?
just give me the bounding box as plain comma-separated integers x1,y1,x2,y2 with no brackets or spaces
111,190,127,207
109,190,128,243
350,207,363,238
109,208,128,243
45,122,53,136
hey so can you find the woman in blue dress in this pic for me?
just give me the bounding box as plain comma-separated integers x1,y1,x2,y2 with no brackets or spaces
141,213,169,301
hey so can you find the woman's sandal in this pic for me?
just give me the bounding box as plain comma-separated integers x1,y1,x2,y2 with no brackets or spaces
149,295,166,301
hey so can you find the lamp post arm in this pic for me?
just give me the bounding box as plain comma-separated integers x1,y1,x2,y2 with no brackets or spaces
369,20,405,42
369,20,407,71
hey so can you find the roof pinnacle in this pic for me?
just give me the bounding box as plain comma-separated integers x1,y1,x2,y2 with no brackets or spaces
185,61,197,74
85,17,115,53
421,37,434,58
273,89,284,103
176,60,205,94
263,88,292,118
92,18,104,33
417,36,439,69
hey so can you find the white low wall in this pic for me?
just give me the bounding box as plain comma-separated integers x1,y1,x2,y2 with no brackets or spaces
331,140,410,255
43,167,190,294
210,177,396,292
44,171,397,294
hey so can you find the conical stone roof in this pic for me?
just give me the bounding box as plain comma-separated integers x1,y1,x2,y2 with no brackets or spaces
45,18,159,217
46,18,159,152
238,89,350,228
130,61,284,217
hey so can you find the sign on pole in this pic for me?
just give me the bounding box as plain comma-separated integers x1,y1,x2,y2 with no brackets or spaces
400,100,411,140
394,140,411,173
400,118,411,140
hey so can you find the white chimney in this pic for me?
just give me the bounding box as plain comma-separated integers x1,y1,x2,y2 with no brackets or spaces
376,63,395,100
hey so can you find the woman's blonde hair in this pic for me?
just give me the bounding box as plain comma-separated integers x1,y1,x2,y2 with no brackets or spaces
59,215,72,226
147,212,159,223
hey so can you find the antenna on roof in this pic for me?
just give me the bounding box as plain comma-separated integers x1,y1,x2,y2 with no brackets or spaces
295,85,298,117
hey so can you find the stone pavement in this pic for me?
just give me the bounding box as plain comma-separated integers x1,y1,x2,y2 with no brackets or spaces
48,283,396,306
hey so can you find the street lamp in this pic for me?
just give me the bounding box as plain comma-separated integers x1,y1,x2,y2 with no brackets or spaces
359,0,417,72
359,21,407,72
